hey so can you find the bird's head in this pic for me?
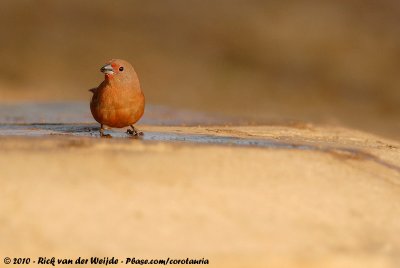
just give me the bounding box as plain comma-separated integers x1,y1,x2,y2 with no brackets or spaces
100,59,139,87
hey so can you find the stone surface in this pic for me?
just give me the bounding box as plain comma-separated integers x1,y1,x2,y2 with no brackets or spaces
0,102,400,268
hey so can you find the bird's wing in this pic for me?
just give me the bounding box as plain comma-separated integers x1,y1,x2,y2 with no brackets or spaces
89,88,98,94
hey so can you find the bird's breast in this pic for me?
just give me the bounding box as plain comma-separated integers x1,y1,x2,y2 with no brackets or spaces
90,86,145,128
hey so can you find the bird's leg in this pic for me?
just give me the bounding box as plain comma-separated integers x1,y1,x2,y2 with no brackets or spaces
127,125,143,136
99,124,112,138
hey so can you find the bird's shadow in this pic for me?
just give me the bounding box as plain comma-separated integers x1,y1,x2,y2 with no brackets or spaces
28,123,143,139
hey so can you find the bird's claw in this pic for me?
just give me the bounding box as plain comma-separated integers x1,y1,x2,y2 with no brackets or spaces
127,127,143,137
100,133,112,138
98,124,112,138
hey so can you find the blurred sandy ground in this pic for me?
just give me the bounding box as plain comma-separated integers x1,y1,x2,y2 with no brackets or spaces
0,0,399,140
1,127,400,268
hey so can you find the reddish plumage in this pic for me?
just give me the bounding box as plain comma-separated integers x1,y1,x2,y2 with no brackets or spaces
90,59,145,137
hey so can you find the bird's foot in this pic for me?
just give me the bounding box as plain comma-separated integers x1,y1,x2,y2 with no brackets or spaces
99,125,112,138
127,126,143,137
100,132,112,138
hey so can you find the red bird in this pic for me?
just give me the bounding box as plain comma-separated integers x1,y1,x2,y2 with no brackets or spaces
90,59,145,137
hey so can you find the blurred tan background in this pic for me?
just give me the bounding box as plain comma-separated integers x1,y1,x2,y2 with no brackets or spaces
0,0,399,139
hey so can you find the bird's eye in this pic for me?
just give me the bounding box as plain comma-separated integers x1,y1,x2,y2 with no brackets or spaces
119,66,124,72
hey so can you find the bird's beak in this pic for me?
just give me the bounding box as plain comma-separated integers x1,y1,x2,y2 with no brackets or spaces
100,64,114,75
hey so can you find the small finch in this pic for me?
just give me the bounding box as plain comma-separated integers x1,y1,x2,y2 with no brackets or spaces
90,59,145,137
